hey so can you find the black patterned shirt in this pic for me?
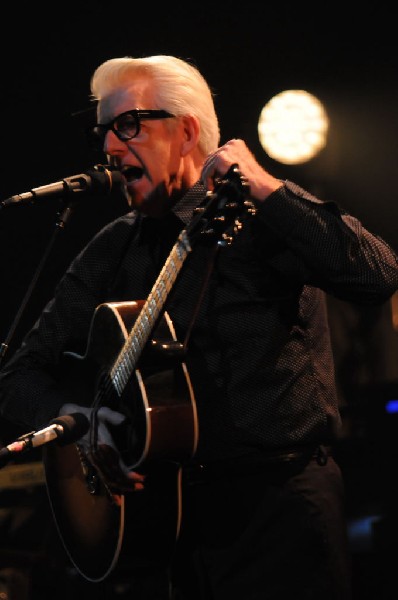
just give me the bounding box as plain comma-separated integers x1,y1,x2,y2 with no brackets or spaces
1,180,397,462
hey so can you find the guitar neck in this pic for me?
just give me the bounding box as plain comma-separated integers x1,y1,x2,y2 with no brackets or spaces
110,230,192,395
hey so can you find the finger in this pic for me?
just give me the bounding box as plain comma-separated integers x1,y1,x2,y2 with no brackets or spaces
60,402,90,417
89,444,136,493
200,152,217,188
127,470,145,491
98,406,126,426
127,470,146,483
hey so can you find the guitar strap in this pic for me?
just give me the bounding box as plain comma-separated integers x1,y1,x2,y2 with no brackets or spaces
180,241,220,352
166,167,251,352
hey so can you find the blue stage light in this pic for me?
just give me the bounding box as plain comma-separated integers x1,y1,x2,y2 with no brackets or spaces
385,400,398,414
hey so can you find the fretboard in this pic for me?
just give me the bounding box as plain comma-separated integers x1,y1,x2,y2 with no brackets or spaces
110,230,192,395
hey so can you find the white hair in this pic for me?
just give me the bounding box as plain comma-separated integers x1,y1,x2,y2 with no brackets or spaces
90,55,220,156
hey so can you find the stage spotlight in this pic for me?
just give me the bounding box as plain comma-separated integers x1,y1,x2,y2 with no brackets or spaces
258,90,329,165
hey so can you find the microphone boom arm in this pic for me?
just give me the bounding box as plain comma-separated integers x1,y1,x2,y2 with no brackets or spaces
0,165,122,209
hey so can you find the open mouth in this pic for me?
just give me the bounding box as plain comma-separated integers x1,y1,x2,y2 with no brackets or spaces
121,166,144,183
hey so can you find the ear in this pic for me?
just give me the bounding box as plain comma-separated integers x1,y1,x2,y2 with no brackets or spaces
180,115,200,156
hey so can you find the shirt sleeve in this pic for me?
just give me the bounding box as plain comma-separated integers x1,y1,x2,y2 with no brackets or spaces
0,213,138,430
253,180,398,304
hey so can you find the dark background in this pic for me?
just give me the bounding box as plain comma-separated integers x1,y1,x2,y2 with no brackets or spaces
1,4,398,598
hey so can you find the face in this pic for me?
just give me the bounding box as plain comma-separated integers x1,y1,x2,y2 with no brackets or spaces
97,79,190,216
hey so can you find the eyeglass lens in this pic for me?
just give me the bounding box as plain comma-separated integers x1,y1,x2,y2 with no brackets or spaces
113,113,139,139
87,114,139,150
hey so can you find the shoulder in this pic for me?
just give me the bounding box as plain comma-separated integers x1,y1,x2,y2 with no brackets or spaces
97,210,139,234
88,210,139,246
70,211,140,269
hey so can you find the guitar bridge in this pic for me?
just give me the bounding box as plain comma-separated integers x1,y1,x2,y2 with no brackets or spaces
77,444,101,495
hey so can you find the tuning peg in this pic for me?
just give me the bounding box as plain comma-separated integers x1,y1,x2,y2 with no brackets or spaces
244,200,257,216
219,233,234,246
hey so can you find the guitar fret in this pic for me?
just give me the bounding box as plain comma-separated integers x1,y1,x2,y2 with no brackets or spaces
158,281,166,298
113,372,123,395
120,363,129,387
147,297,157,317
143,312,152,327
131,337,140,356
125,348,135,370
135,325,145,345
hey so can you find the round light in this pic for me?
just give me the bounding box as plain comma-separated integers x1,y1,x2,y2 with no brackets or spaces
258,90,329,165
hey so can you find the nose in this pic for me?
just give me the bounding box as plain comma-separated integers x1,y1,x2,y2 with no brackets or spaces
103,130,128,156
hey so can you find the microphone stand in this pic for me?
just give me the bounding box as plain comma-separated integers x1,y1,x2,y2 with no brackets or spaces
0,200,76,367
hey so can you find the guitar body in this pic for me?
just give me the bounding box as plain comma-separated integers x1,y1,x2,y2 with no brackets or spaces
43,301,198,581
44,443,183,582
80,300,199,467
44,442,124,582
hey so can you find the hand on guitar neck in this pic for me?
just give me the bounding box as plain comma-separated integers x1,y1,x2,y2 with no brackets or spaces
59,402,146,492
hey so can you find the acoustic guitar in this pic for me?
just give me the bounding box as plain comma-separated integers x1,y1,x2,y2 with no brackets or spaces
42,165,254,582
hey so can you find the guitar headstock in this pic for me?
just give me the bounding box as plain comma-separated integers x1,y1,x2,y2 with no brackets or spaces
189,164,256,246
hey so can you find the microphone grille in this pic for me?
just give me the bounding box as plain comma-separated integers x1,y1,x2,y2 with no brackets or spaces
89,165,124,196
50,412,90,445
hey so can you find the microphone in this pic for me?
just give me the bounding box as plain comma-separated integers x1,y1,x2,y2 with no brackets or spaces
0,412,90,467
0,165,124,209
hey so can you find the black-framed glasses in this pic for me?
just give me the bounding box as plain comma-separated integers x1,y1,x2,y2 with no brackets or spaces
86,109,175,151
